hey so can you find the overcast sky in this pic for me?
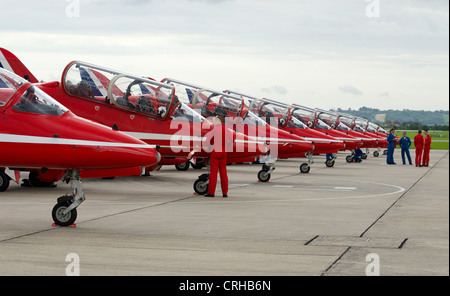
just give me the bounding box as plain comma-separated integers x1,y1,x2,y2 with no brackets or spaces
1,0,448,111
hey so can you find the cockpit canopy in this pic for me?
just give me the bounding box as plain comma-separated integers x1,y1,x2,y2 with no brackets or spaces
162,78,248,122
368,122,387,133
62,62,175,120
290,106,315,128
1,68,68,116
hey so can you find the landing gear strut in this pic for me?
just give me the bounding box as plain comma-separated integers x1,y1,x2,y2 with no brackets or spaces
193,161,210,195
299,152,313,173
258,164,275,182
325,154,336,168
52,170,85,227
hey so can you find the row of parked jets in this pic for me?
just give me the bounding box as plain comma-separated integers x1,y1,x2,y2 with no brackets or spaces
0,47,392,227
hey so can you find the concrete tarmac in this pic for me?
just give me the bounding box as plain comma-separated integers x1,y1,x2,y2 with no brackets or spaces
0,149,448,276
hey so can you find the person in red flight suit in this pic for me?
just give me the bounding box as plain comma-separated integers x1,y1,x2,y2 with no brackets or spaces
203,116,233,198
414,130,424,167
422,129,432,167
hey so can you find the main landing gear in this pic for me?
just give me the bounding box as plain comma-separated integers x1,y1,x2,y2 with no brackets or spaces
0,170,10,192
51,170,85,227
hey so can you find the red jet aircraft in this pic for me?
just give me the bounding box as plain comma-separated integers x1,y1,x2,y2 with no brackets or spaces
0,67,159,226
287,105,364,163
224,94,345,171
160,78,315,182
0,48,266,195
340,114,389,157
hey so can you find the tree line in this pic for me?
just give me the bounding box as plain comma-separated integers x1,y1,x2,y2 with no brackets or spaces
334,107,449,131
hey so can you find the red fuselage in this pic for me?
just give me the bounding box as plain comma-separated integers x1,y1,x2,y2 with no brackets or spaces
0,83,159,172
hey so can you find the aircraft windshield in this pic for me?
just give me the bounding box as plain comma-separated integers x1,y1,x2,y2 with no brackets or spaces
241,110,267,126
354,125,366,132
339,116,355,129
63,62,174,119
0,68,26,106
369,122,386,133
355,118,368,129
336,122,351,131
13,86,68,116
291,108,314,127
171,102,205,123
314,119,331,130
256,102,288,124
316,112,338,128
286,116,307,129
367,125,378,132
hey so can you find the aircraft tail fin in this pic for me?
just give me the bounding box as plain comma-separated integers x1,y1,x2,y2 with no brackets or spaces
0,48,39,83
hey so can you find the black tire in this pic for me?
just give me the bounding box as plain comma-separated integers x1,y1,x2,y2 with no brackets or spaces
257,170,271,182
175,162,190,171
383,150,388,155
325,159,335,168
373,151,379,157
193,179,209,195
361,153,367,160
52,202,77,227
346,155,354,163
0,171,10,192
299,163,310,173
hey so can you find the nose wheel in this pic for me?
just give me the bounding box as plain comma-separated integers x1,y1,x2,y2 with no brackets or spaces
52,170,85,227
257,169,271,182
257,164,274,182
52,196,78,227
299,163,311,173
193,173,209,195
325,159,335,167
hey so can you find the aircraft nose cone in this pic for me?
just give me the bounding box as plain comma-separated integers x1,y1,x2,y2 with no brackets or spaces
62,115,159,170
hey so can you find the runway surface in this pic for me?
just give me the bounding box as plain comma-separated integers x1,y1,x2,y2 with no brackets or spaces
0,149,448,276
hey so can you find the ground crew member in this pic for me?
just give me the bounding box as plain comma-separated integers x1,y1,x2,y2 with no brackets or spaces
353,148,363,163
414,130,424,167
399,132,412,165
204,116,233,198
386,128,396,165
422,129,432,167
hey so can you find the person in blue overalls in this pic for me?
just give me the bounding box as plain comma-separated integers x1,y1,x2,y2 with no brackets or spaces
353,148,363,162
398,131,412,165
386,128,397,165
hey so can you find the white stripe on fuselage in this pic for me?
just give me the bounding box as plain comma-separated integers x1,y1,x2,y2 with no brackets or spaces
125,131,308,145
0,133,156,149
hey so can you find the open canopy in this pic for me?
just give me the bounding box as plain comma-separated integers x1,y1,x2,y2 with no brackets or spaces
62,61,176,120
161,78,253,123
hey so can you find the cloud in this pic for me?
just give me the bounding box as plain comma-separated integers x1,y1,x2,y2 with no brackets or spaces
379,91,389,97
339,85,363,96
261,85,288,95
